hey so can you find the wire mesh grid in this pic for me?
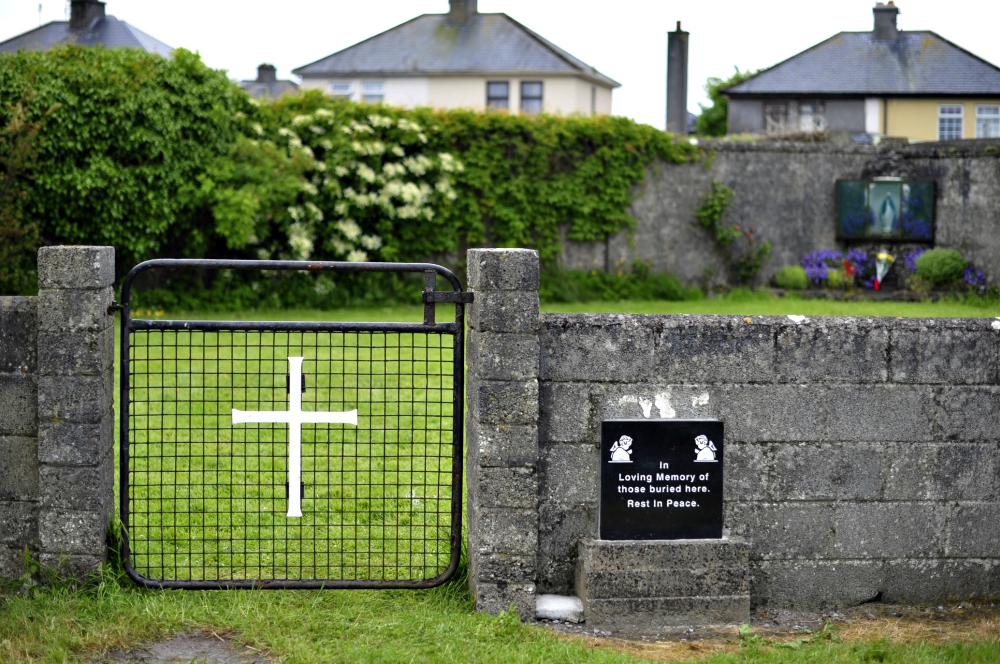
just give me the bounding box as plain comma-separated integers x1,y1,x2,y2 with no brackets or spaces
125,327,457,585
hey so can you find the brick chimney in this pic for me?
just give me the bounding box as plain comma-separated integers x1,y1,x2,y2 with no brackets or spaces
69,0,106,30
257,64,277,83
873,2,899,41
448,0,478,24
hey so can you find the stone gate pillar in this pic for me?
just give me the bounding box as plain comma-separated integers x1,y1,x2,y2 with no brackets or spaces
35,246,116,576
465,249,542,619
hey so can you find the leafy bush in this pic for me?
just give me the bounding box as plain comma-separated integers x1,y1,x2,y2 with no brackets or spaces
0,46,252,276
915,249,967,285
826,269,849,289
539,261,702,303
695,68,759,137
0,87,54,294
773,265,808,290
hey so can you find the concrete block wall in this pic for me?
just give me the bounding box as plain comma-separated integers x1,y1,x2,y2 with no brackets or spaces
465,248,541,619
0,246,116,579
466,247,1000,611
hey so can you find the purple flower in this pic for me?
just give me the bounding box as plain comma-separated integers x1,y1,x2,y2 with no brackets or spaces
802,249,844,284
903,248,928,273
964,267,986,287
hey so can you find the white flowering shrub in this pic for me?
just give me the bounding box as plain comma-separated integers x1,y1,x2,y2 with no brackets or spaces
273,106,462,263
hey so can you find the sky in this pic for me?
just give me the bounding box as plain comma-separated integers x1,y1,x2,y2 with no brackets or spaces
2,0,999,130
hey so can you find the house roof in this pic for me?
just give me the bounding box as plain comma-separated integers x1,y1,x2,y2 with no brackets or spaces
0,15,173,56
293,12,619,88
726,31,1000,97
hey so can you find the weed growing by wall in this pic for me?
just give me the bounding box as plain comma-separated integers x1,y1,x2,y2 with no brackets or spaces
695,178,771,285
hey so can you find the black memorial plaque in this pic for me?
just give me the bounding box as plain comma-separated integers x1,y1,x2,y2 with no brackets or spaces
600,419,724,540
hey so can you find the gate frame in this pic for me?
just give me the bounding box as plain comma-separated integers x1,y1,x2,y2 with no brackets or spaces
119,259,471,590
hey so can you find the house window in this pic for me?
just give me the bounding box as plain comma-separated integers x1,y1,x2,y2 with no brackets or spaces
938,104,963,140
363,81,384,103
330,82,353,98
520,81,543,114
799,103,826,132
764,104,788,134
487,81,509,109
976,105,1000,138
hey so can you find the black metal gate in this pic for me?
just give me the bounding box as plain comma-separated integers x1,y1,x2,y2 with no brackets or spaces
119,259,470,589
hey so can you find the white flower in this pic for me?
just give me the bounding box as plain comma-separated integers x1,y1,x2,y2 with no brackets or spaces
315,108,334,120
287,205,303,222
310,125,325,135
252,123,264,136
334,165,349,177
329,238,350,255
315,161,327,172
356,164,377,184
360,234,382,250
336,219,362,241
347,249,368,262
368,114,393,128
292,114,312,126
305,202,324,222
278,127,295,137
391,145,405,157
300,181,318,196
398,118,422,133
320,139,333,150
288,222,314,260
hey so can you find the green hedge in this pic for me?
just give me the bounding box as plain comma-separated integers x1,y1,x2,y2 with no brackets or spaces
0,46,698,299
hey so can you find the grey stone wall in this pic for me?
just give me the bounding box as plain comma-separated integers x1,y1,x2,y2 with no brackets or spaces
466,247,1000,611
0,246,116,579
563,141,1000,287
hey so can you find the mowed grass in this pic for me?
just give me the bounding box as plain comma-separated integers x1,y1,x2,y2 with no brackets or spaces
1,296,998,662
125,326,458,584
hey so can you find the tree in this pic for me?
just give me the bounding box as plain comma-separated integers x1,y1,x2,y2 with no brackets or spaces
695,67,759,137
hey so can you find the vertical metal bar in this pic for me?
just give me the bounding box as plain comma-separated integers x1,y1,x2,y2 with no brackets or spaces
119,292,132,574
423,270,436,326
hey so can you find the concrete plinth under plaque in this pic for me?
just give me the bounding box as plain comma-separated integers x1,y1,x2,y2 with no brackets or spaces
575,538,750,628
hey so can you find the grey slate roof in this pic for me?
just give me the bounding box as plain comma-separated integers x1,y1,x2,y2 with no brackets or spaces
726,31,1000,96
0,16,173,56
294,13,619,88
240,80,300,100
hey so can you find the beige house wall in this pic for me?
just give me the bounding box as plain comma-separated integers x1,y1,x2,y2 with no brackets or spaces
300,74,614,115
885,98,1000,141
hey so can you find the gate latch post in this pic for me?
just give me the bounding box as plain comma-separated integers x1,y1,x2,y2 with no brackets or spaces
423,270,436,326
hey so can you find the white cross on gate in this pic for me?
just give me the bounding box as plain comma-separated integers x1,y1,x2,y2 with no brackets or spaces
232,356,358,518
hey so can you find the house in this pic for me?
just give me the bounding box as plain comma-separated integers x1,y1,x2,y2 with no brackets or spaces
240,64,299,100
723,2,1000,141
0,0,172,56
293,0,619,115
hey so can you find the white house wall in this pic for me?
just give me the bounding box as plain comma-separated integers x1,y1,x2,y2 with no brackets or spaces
301,75,613,116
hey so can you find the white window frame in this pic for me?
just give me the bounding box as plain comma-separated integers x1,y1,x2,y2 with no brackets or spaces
329,81,354,98
975,104,1000,139
938,104,964,141
362,81,384,104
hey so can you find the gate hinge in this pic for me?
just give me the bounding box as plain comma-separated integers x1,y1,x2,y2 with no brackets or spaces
107,302,125,314
421,291,475,304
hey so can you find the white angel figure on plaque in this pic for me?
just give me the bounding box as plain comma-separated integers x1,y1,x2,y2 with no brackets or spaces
609,435,633,463
694,434,718,462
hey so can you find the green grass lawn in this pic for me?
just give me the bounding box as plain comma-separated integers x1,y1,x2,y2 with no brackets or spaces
2,294,998,662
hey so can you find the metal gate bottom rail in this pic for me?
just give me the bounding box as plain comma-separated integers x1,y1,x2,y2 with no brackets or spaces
119,259,468,589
